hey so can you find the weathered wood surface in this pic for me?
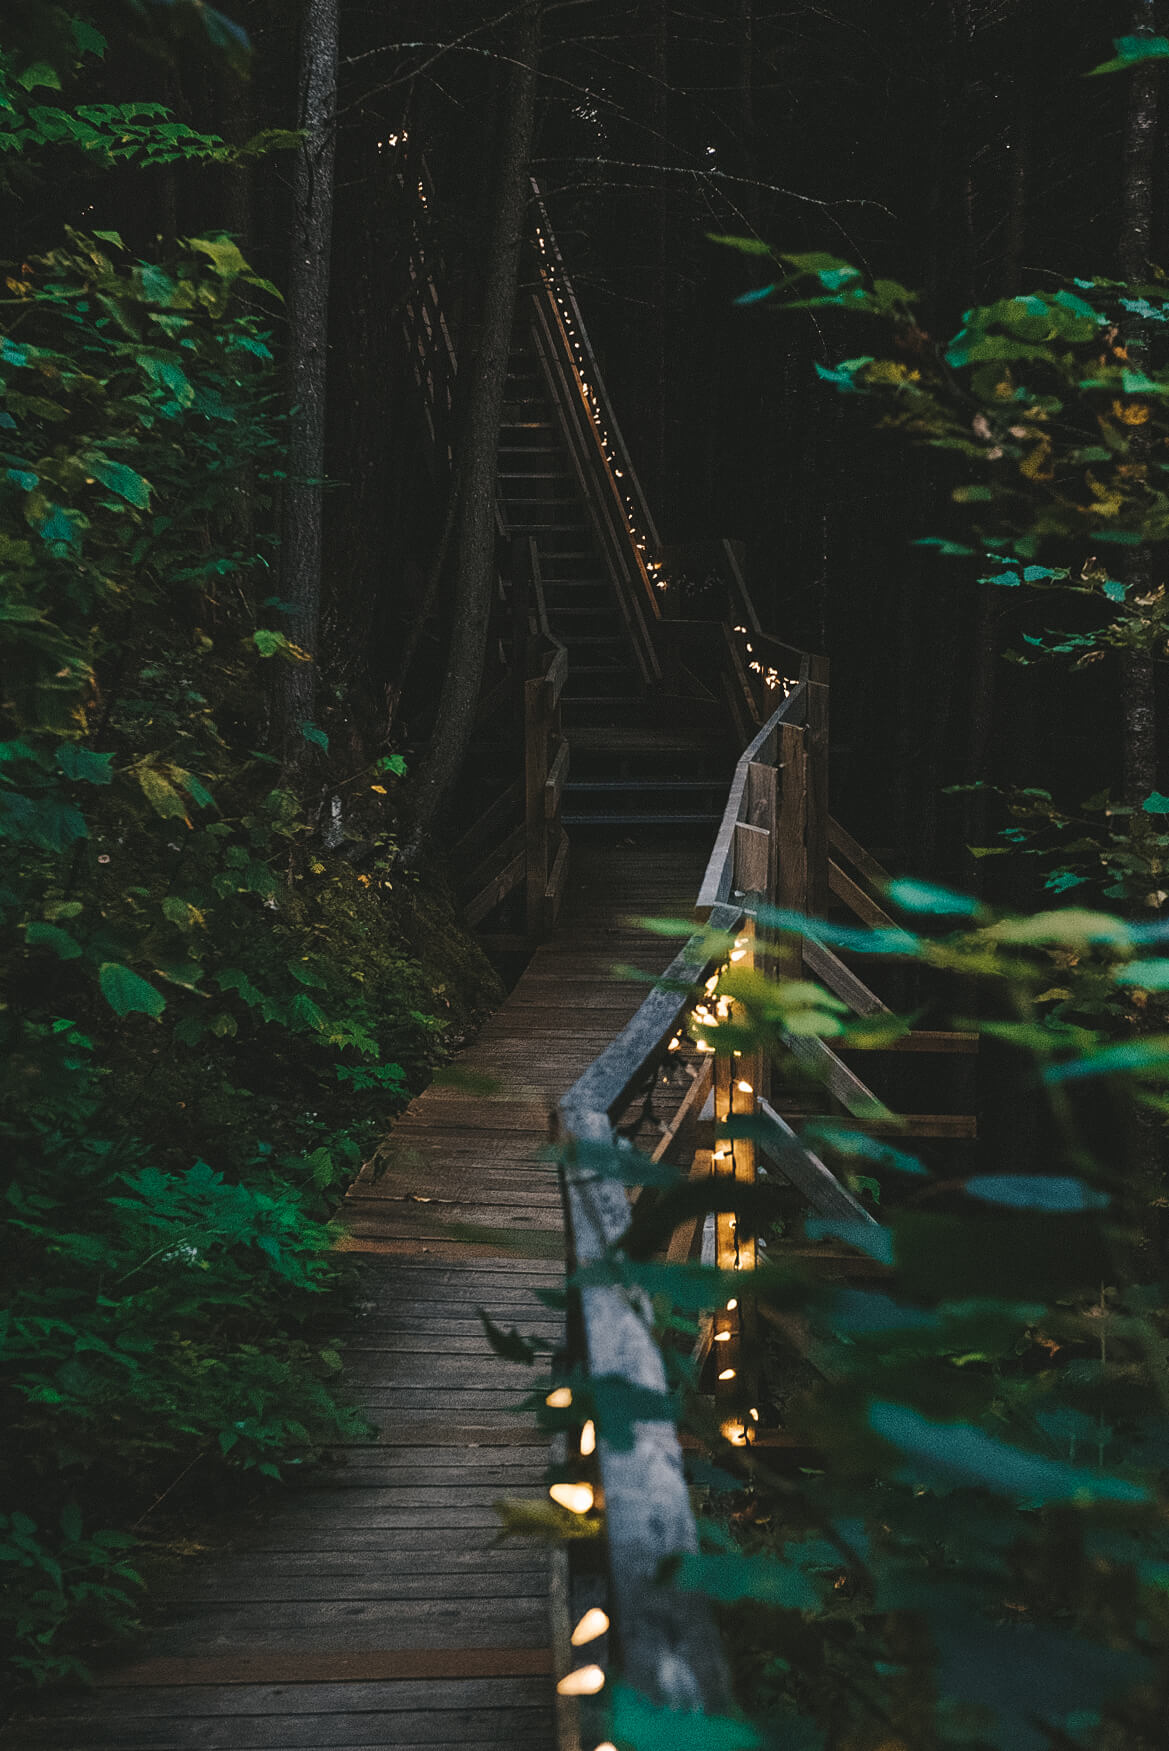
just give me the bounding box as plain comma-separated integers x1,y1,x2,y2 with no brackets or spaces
2,836,706,1751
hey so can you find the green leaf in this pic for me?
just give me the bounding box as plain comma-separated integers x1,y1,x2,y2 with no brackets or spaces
964,1176,1109,1213
673,1550,819,1609
16,62,62,93
98,963,166,1020
1144,791,1169,814
886,878,979,917
25,922,82,960
609,1685,762,1751
1117,958,1169,989
137,765,190,822
289,992,326,1030
84,454,151,509
56,744,114,785
914,537,977,556
299,720,328,751
378,753,407,776
868,1401,1149,1502
1090,34,1169,75
1044,1035,1169,1083
707,233,775,257
804,1216,893,1264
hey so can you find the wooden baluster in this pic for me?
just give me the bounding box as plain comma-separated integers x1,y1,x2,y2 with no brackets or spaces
805,657,830,918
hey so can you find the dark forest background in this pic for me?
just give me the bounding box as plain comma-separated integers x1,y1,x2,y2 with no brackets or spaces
9,2,1156,886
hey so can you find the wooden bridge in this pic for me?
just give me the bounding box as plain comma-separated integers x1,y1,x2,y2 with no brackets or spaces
1,170,977,1751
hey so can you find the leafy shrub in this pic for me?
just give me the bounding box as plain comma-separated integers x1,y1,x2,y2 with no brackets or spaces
0,231,499,1685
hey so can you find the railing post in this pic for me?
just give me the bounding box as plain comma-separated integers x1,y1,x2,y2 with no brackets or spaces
525,670,551,942
805,656,830,918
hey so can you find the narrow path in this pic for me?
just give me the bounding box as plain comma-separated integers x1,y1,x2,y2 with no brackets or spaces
4,834,706,1751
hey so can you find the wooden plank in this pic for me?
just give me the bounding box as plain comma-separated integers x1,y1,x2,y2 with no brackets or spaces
805,668,830,916
544,830,570,913
783,1030,893,1121
451,780,523,864
829,815,893,897
775,1110,979,1140
5,1713,556,1750
755,1098,877,1224
544,644,568,708
544,737,569,817
733,820,770,896
97,1650,555,1688
839,1029,978,1055
802,937,889,1015
464,850,525,928
697,685,806,911
650,1054,712,1164
828,859,898,930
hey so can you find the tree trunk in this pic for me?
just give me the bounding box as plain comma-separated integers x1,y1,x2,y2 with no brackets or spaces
408,0,542,847
1120,0,1161,805
280,0,339,761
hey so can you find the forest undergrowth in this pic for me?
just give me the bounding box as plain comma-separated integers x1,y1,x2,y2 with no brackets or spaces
0,225,501,1690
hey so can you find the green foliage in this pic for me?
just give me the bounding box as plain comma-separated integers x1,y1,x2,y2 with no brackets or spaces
0,231,500,1683
514,903,1169,1749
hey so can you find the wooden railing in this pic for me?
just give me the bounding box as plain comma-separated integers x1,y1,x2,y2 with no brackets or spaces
455,539,570,946
549,672,946,1740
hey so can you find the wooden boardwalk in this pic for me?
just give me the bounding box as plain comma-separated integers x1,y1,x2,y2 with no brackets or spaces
3,833,707,1751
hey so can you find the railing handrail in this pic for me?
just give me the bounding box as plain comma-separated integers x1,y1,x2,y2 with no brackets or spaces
529,179,661,556
696,682,808,910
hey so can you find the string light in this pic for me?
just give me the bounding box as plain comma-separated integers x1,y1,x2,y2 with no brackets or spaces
718,1367,736,1381
550,1482,594,1514
580,1419,596,1456
571,1608,610,1645
546,1387,572,1409
730,948,747,961
726,1298,738,1310
557,1665,605,1696
737,1079,753,1094
714,1330,731,1343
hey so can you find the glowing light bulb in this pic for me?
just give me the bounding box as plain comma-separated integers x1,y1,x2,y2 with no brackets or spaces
571,1608,609,1645
668,1036,681,1051
714,1330,731,1342
712,1148,731,1161
726,1298,738,1310
718,1367,736,1381
550,1483,594,1514
696,1040,712,1052
557,1665,605,1696
546,1387,572,1409
729,948,747,961
580,1419,596,1457
749,1407,759,1422
737,1080,753,1094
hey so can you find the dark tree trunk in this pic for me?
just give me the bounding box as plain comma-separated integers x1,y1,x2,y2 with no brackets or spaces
280,0,339,760
408,0,542,847
1120,0,1161,805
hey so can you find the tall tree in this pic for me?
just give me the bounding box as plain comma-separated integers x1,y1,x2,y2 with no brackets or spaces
1119,0,1161,804
408,0,543,846
280,0,339,761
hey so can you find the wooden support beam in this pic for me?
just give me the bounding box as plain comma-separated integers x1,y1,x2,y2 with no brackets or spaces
839,1029,979,1056
802,937,890,1016
464,849,526,927
805,669,830,916
544,736,569,817
829,816,893,898
829,858,898,930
